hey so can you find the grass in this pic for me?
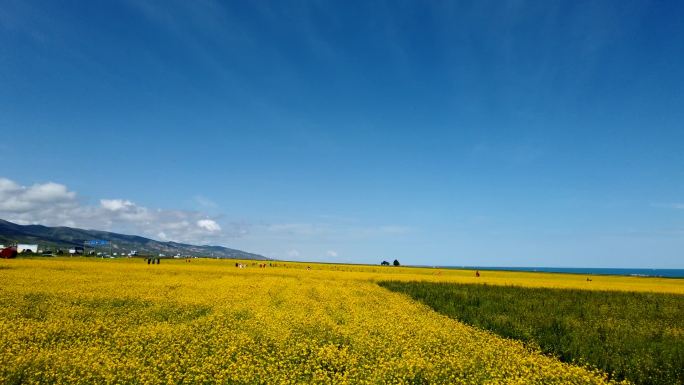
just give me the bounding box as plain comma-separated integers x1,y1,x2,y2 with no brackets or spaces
378,280,684,385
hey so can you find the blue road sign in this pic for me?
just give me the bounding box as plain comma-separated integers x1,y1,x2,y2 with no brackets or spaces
86,240,110,246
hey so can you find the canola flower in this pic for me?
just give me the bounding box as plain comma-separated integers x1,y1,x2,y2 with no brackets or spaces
0,258,645,384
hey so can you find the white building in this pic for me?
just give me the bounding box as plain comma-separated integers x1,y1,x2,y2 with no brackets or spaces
17,244,38,253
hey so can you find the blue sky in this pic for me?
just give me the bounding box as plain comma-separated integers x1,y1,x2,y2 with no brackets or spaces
1,1,683,267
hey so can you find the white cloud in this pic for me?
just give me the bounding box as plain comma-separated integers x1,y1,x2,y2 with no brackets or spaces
0,178,77,212
0,178,19,192
197,219,221,232
0,177,415,257
0,177,235,244
23,182,76,202
100,199,134,211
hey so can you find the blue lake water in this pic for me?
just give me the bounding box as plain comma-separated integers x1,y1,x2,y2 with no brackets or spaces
441,266,684,278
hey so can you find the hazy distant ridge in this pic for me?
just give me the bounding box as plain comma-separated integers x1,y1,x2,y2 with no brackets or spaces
0,219,268,260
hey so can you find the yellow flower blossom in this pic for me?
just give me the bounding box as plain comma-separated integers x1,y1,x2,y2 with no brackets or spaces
0,258,647,384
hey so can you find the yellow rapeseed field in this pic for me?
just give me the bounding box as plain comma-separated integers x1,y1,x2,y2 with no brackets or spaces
2,257,670,384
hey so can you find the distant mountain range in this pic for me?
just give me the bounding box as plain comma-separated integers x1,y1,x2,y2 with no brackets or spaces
0,219,268,260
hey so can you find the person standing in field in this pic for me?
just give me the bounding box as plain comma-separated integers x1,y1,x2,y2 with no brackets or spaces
475,270,480,277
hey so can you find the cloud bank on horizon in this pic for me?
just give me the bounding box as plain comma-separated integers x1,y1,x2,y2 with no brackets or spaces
0,177,226,244
0,177,410,262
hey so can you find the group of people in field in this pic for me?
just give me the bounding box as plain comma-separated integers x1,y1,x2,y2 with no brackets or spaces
142,258,282,268
141,259,483,277
234,262,276,269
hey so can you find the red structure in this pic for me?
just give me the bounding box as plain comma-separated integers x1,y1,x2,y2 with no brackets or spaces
1,246,17,259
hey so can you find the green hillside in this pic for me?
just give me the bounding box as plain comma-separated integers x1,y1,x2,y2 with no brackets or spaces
0,219,267,259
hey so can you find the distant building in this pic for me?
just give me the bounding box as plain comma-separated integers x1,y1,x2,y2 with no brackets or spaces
68,246,84,255
17,244,38,253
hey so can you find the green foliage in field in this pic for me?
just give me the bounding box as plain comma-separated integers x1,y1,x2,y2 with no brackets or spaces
378,281,684,385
